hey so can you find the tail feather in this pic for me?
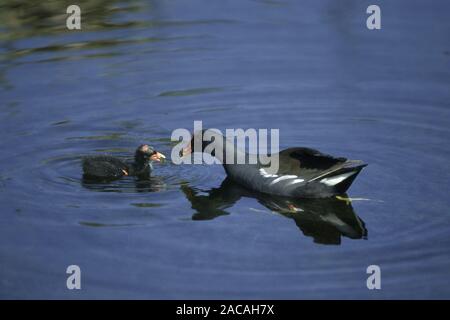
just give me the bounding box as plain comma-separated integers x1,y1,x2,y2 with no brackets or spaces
313,161,367,194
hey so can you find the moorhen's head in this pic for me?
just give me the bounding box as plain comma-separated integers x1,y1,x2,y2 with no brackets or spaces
180,129,223,157
135,144,165,164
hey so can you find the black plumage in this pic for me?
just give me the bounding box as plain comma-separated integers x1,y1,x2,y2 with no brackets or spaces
82,144,165,180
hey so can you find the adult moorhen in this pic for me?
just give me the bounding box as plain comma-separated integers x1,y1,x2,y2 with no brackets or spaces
182,130,367,198
82,144,165,180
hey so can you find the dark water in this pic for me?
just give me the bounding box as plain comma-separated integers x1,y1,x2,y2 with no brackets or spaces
1,0,449,299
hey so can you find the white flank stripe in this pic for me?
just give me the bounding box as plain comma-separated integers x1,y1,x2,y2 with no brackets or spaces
320,171,356,186
286,178,305,186
269,175,298,185
259,168,278,178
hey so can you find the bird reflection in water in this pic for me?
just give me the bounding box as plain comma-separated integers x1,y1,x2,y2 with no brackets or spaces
181,178,367,245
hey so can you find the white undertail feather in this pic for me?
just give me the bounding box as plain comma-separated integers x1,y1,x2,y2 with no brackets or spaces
320,171,357,186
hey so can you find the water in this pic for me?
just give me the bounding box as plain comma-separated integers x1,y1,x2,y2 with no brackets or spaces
1,0,449,299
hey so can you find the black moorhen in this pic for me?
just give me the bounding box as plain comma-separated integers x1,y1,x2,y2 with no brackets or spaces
82,144,165,180
182,130,367,198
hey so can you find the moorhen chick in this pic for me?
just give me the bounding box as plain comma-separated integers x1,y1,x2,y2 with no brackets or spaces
82,144,165,180
181,130,367,198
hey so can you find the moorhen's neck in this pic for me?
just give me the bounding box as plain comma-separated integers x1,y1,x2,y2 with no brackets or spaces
206,134,247,165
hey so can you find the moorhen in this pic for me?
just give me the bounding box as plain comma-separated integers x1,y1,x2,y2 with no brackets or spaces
182,130,367,198
82,144,165,180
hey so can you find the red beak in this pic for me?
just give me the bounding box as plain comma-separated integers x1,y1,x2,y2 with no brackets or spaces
181,144,192,157
150,152,166,162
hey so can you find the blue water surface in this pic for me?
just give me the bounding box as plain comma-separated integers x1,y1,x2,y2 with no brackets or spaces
0,0,449,299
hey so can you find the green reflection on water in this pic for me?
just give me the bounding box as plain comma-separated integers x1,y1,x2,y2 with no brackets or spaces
158,87,223,97
131,202,163,208
0,0,146,40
